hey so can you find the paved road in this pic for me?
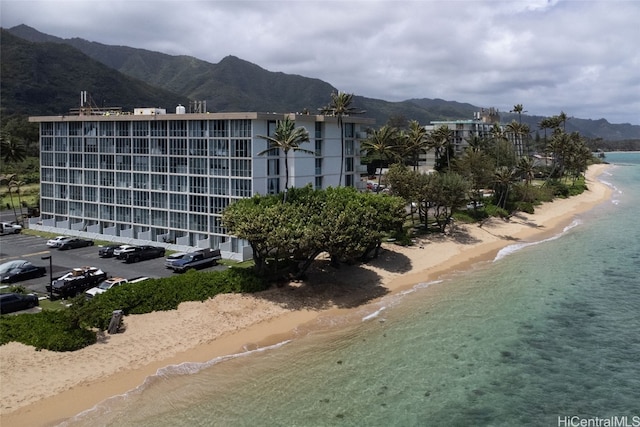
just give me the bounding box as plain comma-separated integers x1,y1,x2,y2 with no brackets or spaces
0,233,209,296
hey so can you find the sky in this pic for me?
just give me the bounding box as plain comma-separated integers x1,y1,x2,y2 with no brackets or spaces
2,0,639,125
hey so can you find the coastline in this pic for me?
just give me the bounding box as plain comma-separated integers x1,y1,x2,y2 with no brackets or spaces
0,164,612,427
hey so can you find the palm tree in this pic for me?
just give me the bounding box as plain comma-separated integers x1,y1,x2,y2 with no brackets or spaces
493,166,516,209
319,91,365,186
0,133,27,164
360,125,400,191
0,174,19,222
510,104,527,124
401,120,429,171
257,117,313,199
430,125,454,171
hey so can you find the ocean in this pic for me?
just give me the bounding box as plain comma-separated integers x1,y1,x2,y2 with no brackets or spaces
63,152,640,427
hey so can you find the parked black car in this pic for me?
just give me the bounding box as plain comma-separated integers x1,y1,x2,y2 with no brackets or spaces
0,293,40,314
58,238,94,250
0,260,47,284
123,245,166,263
98,245,123,258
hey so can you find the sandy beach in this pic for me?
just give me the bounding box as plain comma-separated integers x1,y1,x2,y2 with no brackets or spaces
0,164,612,427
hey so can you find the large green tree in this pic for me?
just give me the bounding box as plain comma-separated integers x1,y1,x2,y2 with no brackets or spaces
222,186,405,278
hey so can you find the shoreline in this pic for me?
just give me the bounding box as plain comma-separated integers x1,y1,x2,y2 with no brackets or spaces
0,164,613,427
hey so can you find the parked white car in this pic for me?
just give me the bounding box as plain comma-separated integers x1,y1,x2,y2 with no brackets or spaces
113,245,137,259
46,236,68,248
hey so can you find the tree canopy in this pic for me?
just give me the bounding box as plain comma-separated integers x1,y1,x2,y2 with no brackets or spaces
222,186,406,279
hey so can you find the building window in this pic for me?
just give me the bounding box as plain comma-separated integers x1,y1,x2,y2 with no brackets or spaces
169,139,187,156
189,214,208,231
189,195,208,213
150,175,167,191
116,189,131,205
115,171,130,188
150,139,166,155
170,175,187,192
85,171,98,186
133,191,149,207
190,176,208,194
315,176,323,189
100,172,114,187
84,203,98,219
54,137,67,151
100,155,114,169
84,138,98,152
210,197,229,214
133,173,148,189
189,158,207,175
189,121,207,138
100,138,115,153
151,156,167,173
230,119,251,137
116,122,130,137
267,158,279,176
116,155,132,171
69,169,83,184
209,139,229,157
69,122,82,136
55,169,67,183
231,179,251,197
41,137,53,151
210,178,229,195
345,157,354,172
133,156,149,171
69,154,82,168
169,121,187,137
169,158,188,174
150,121,166,137
315,158,322,175
151,192,167,209
85,154,98,169
99,122,114,136
69,137,82,152
150,209,167,226
189,138,207,156
315,139,322,156
170,193,187,211
84,187,97,202
231,159,252,177
345,139,354,156
210,216,225,234
267,178,280,195
117,206,131,222
231,139,251,158
345,174,354,187
315,122,323,139
42,153,54,167
100,188,114,204
99,205,113,220
55,153,67,167
210,159,229,176
210,120,228,137
344,123,354,138
170,212,187,229
133,208,148,224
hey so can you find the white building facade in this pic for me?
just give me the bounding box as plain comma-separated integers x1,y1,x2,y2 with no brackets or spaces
28,110,373,260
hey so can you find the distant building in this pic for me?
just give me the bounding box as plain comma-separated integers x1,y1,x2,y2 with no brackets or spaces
28,107,373,260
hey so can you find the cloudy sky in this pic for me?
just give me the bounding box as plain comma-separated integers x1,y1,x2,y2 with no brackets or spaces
2,0,639,125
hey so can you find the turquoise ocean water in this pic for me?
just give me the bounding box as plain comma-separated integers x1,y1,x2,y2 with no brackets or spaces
63,153,640,427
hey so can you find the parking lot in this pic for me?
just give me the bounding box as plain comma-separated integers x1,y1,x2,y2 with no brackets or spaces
0,233,218,296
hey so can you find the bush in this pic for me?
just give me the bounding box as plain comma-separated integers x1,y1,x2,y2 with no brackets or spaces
485,204,509,218
0,310,96,351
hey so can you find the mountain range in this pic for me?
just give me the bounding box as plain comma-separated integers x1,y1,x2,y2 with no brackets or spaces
3,24,639,142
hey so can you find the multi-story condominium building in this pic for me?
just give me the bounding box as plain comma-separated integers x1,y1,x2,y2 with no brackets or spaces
28,107,373,260
420,108,520,172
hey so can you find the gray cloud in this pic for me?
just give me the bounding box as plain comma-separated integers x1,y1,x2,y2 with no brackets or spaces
2,0,638,124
